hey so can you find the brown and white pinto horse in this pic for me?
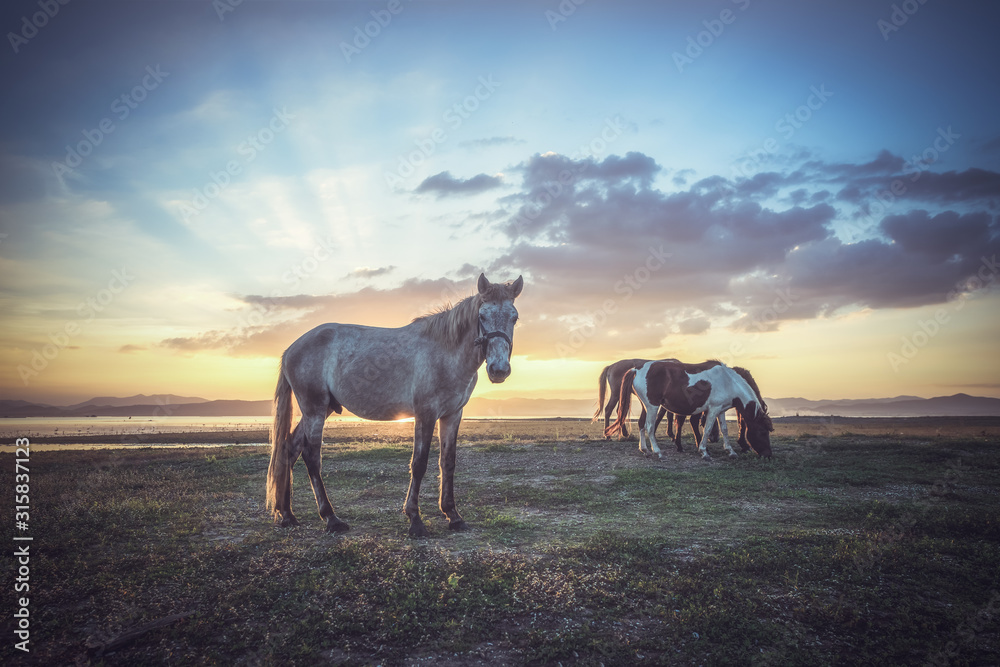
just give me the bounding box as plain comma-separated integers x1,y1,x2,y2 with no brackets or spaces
606,359,773,460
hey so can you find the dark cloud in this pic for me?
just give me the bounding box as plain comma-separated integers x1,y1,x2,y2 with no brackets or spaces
452,263,485,279
880,210,994,259
487,150,1000,359
902,168,1000,204
833,165,1000,208
415,171,503,197
515,151,660,202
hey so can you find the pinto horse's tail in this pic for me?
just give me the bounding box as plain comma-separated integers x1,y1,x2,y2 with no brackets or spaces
266,355,293,518
604,369,637,438
592,364,611,422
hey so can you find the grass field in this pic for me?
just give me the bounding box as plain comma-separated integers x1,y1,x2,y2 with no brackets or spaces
2,418,999,665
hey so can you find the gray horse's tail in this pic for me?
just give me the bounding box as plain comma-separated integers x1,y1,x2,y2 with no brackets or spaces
266,355,293,518
592,364,611,422
605,369,636,438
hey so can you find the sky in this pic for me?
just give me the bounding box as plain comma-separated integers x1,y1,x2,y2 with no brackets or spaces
1,0,999,407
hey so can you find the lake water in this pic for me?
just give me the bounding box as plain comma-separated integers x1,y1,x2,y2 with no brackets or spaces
0,414,537,451
0,414,559,440
0,415,278,439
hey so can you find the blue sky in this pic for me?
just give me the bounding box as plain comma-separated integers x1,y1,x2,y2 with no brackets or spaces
1,0,998,405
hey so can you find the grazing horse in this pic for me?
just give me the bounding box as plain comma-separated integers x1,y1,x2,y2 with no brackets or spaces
594,358,720,450
669,367,769,454
266,273,523,538
606,359,773,460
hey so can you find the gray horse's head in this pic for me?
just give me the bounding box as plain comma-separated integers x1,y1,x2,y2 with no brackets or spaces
477,273,523,383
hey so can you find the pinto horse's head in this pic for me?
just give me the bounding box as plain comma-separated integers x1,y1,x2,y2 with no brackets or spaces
476,273,523,383
734,397,774,458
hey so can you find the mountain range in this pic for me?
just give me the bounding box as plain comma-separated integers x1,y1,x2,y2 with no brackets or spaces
1,393,999,418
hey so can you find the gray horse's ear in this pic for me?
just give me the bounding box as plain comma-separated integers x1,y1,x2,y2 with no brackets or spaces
510,275,523,298
478,273,490,294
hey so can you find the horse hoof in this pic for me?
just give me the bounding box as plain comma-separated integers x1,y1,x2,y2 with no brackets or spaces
701,455,712,462
279,514,300,528
729,452,739,459
326,517,350,533
408,522,430,539
449,520,471,532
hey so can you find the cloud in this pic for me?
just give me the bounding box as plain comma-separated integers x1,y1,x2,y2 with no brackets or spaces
459,136,526,149
672,168,696,187
677,317,710,335
487,150,1000,359
156,277,491,357
901,168,1000,204
414,171,504,197
880,210,993,258
47,145,1000,369
346,265,396,279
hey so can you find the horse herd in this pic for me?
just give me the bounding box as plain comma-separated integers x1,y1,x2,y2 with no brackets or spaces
266,275,773,537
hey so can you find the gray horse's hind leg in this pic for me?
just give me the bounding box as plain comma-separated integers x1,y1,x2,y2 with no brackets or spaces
438,409,469,531
298,414,349,533
278,424,306,527
404,416,436,538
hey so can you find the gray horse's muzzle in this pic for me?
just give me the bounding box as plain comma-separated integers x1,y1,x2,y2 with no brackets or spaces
476,329,513,383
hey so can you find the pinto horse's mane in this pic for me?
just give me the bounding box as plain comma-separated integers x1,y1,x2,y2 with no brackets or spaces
731,365,773,431
412,280,518,349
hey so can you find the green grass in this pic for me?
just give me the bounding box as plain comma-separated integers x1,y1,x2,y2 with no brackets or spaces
2,429,999,665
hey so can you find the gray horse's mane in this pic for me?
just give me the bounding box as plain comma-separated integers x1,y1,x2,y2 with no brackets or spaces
412,281,517,348
413,295,482,348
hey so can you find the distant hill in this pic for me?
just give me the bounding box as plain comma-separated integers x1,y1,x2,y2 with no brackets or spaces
2,393,999,418
767,393,1000,417
0,398,269,418
66,394,210,410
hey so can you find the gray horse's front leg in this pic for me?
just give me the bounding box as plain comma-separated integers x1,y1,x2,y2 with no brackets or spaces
404,416,436,538
438,409,469,531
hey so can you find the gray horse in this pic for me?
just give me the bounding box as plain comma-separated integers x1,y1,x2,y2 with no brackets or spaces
266,273,523,538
